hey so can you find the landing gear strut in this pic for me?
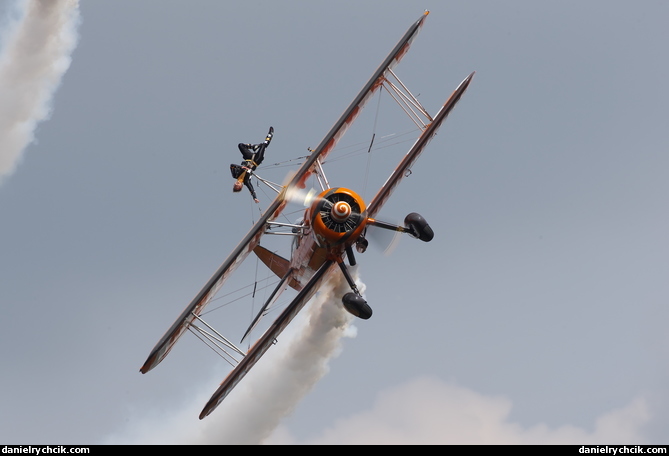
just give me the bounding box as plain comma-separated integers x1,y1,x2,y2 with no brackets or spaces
335,212,432,321
367,212,434,242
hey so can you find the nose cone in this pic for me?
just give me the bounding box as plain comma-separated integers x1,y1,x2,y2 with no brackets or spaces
331,201,352,223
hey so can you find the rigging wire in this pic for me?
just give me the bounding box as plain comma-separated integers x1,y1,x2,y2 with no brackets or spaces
251,250,260,328
363,88,383,199
201,276,279,315
319,128,419,164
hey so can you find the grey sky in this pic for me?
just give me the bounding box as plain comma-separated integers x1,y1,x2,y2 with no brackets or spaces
1,0,667,444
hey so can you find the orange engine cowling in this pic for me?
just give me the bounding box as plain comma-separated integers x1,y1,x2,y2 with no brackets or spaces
308,187,368,248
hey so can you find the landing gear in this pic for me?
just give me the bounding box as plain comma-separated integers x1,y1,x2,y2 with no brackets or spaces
337,259,373,320
343,292,372,320
404,212,434,242
336,212,432,320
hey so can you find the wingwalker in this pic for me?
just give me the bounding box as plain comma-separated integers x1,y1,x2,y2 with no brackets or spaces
140,11,474,420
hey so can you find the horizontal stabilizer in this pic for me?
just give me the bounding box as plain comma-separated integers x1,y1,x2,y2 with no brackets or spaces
254,245,301,291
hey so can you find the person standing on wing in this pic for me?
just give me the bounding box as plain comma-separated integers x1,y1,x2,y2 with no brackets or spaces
230,126,273,203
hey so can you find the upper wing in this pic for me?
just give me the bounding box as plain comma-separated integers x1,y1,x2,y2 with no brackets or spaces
366,71,475,219
140,11,432,374
199,260,336,419
286,11,431,192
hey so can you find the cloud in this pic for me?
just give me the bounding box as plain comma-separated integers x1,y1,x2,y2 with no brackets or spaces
265,376,651,445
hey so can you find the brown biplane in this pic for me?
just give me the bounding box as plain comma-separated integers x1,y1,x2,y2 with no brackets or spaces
140,11,474,419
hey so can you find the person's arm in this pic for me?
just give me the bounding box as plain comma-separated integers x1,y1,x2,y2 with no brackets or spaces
244,179,259,203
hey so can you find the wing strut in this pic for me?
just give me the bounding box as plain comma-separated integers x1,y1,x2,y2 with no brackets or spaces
382,68,433,130
188,313,245,367
367,71,475,218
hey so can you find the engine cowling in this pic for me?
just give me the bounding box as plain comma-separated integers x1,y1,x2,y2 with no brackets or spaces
308,187,368,248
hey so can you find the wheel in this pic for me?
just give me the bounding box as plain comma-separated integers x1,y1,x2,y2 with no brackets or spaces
342,293,373,320
404,212,434,242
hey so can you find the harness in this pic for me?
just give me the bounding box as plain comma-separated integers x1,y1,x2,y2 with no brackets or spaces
236,160,258,185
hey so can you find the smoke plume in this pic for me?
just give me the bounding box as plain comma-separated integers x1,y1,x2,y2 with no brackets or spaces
200,268,360,444
105,267,361,444
0,0,80,182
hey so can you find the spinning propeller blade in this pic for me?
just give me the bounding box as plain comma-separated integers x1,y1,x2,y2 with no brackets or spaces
366,220,403,255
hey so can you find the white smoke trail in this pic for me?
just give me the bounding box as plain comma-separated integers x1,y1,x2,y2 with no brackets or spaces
198,268,362,444
0,0,80,182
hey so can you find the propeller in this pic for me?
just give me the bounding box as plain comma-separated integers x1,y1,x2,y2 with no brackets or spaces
284,186,320,207
286,187,402,256
365,221,403,255
283,184,421,256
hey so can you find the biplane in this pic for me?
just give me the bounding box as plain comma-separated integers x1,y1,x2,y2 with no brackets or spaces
140,11,474,420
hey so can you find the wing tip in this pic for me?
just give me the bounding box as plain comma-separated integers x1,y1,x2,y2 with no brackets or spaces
139,360,152,374
139,350,162,374
199,395,221,420
462,71,476,89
